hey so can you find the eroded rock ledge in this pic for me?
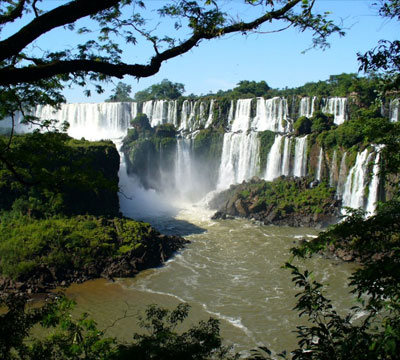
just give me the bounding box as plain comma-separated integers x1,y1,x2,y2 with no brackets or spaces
210,176,341,228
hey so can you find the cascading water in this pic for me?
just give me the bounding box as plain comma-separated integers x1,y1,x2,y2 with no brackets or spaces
253,97,289,132
217,132,260,189
341,149,372,211
13,102,135,140
329,150,338,187
230,99,252,132
281,136,292,176
389,99,399,123
174,139,194,201
264,135,284,181
299,97,316,118
316,148,323,181
322,97,347,125
365,149,382,216
204,99,215,128
1,98,386,215
293,136,308,177
336,152,347,199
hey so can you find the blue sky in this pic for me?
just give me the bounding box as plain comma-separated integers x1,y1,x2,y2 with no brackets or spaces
2,0,398,102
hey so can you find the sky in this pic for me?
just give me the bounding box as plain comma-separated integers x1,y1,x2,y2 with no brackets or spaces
2,0,399,102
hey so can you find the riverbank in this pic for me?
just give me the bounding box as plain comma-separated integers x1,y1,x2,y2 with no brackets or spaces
0,216,188,295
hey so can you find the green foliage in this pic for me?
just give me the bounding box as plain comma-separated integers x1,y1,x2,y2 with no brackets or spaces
0,296,235,360
155,123,176,138
258,131,277,170
317,107,395,150
240,177,336,215
294,116,312,136
0,133,120,218
215,81,271,99
271,73,381,105
130,113,152,130
106,82,133,102
116,303,234,360
0,215,155,280
134,79,185,102
310,111,334,133
357,1,400,91
286,200,400,360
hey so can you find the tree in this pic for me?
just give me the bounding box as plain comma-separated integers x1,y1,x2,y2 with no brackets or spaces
358,0,400,91
106,82,133,102
134,79,185,102
0,0,343,91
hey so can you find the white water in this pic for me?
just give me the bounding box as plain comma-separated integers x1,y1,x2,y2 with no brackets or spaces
1,99,384,214
299,97,316,118
217,132,260,189
329,150,338,187
342,149,371,211
230,99,253,132
365,150,381,216
336,152,347,199
322,97,347,125
264,135,284,181
174,139,194,201
316,147,323,181
253,97,289,132
281,136,292,176
293,136,308,177
389,98,399,123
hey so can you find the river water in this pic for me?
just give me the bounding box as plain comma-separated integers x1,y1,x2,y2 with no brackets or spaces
65,199,355,355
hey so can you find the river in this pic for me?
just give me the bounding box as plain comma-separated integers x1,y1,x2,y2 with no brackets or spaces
65,200,355,356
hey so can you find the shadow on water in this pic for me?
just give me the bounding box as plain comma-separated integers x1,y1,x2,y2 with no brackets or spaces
137,215,207,237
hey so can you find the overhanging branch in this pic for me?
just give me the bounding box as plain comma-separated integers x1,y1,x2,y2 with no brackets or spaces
0,0,302,85
0,0,122,62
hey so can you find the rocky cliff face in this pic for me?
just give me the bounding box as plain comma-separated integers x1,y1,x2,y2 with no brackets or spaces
210,176,341,228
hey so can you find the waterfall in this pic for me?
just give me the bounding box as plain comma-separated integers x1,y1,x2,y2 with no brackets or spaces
227,101,234,124
217,132,260,189
336,152,347,198
316,148,323,181
281,136,292,176
205,100,215,128
389,98,399,123
142,101,154,124
230,99,252,132
365,150,381,216
299,97,315,118
322,97,347,125
252,97,289,132
293,136,308,177
12,102,135,140
341,149,372,211
329,150,338,187
167,101,178,128
264,135,284,181
174,139,193,199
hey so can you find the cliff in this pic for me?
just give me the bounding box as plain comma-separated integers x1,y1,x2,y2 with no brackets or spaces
210,176,341,228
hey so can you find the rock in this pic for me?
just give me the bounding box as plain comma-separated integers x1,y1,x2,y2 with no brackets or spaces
234,198,248,217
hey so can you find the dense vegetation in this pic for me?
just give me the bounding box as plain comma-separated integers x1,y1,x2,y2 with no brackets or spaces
0,133,120,218
134,79,186,102
0,216,155,280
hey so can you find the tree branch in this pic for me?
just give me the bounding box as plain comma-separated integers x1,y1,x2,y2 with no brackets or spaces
0,0,302,85
0,0,26,25
0,0,122,62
